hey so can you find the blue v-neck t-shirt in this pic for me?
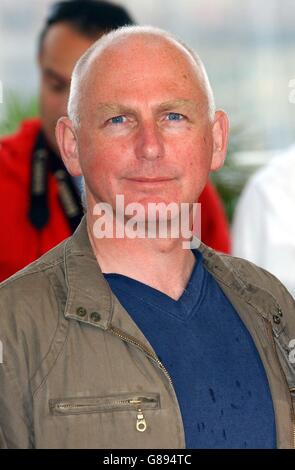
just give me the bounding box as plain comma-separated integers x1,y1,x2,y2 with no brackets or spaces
104,250,276,448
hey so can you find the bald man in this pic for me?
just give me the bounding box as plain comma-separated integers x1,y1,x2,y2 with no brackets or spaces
0,0,230,284
0,26,295,449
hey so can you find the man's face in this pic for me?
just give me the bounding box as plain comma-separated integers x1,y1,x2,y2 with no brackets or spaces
62,36,227,213
39,23,95,153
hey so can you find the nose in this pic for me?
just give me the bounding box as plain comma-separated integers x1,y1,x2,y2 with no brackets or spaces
134,120,164,161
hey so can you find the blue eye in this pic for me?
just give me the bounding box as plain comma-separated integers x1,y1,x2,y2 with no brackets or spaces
110,115,125,124
167,112,184,121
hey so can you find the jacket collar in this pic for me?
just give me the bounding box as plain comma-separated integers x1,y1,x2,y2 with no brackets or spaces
63,217,286,337
63,216,114,330
198,242,286,336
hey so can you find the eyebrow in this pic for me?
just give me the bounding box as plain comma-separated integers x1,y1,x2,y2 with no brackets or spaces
95,99,197,117
43,68,70,85
95,103,133,115
156,99,197,112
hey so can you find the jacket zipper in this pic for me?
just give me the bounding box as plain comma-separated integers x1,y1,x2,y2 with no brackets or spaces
108,325,176,434
266,320,295,448
52,396,154,432
109,325,173,386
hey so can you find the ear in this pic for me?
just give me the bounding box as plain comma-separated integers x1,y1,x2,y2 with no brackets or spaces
210,110,229,172
55,117,82,176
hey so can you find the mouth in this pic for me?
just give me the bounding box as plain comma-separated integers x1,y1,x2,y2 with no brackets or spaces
126,177,174,183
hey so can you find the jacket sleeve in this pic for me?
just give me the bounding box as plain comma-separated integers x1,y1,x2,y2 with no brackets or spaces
0,299,34,448
0,362,33,448
0,266,60,449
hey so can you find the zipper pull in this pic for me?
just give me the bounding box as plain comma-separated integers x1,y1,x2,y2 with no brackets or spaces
136,408,147,432
129,399,147,432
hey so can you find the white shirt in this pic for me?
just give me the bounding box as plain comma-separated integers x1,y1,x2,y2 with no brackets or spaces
232,146,295,297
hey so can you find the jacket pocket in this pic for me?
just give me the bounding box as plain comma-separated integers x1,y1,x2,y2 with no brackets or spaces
49,392,160,433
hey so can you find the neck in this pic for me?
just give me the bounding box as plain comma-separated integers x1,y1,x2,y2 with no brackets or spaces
86,207,196,300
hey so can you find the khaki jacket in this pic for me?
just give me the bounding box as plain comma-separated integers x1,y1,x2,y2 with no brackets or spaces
0,217,295,449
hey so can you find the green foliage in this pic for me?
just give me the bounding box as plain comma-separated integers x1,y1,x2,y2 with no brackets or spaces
211,124,261,223
211,165,245,223
0,93,39,137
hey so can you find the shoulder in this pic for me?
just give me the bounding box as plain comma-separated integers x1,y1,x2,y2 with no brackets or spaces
0,237,69,375
201,244,295,347
201,244,295,311
0,234,67,296
218,250,295,343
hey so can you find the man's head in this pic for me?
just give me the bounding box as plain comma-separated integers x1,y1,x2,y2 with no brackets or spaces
56,26,229,217
38,0,134,153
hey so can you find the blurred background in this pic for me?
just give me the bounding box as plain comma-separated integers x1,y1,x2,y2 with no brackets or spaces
1,0,295,220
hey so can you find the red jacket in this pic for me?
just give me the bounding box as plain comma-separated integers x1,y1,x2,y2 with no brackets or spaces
0,119,230,281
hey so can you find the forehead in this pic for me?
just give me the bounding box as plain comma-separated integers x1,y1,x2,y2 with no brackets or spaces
82,35,203,106
40,23,95,76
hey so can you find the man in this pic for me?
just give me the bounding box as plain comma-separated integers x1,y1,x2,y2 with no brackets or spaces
1,26,294,449
232,145,295,298
0,0,230,282
0,0,135,281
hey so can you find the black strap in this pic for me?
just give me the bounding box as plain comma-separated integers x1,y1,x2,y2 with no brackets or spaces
28,131,83,232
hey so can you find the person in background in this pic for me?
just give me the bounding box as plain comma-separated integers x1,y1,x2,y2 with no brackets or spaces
232,145,295,298
0,0,230,283
0,0,134,281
